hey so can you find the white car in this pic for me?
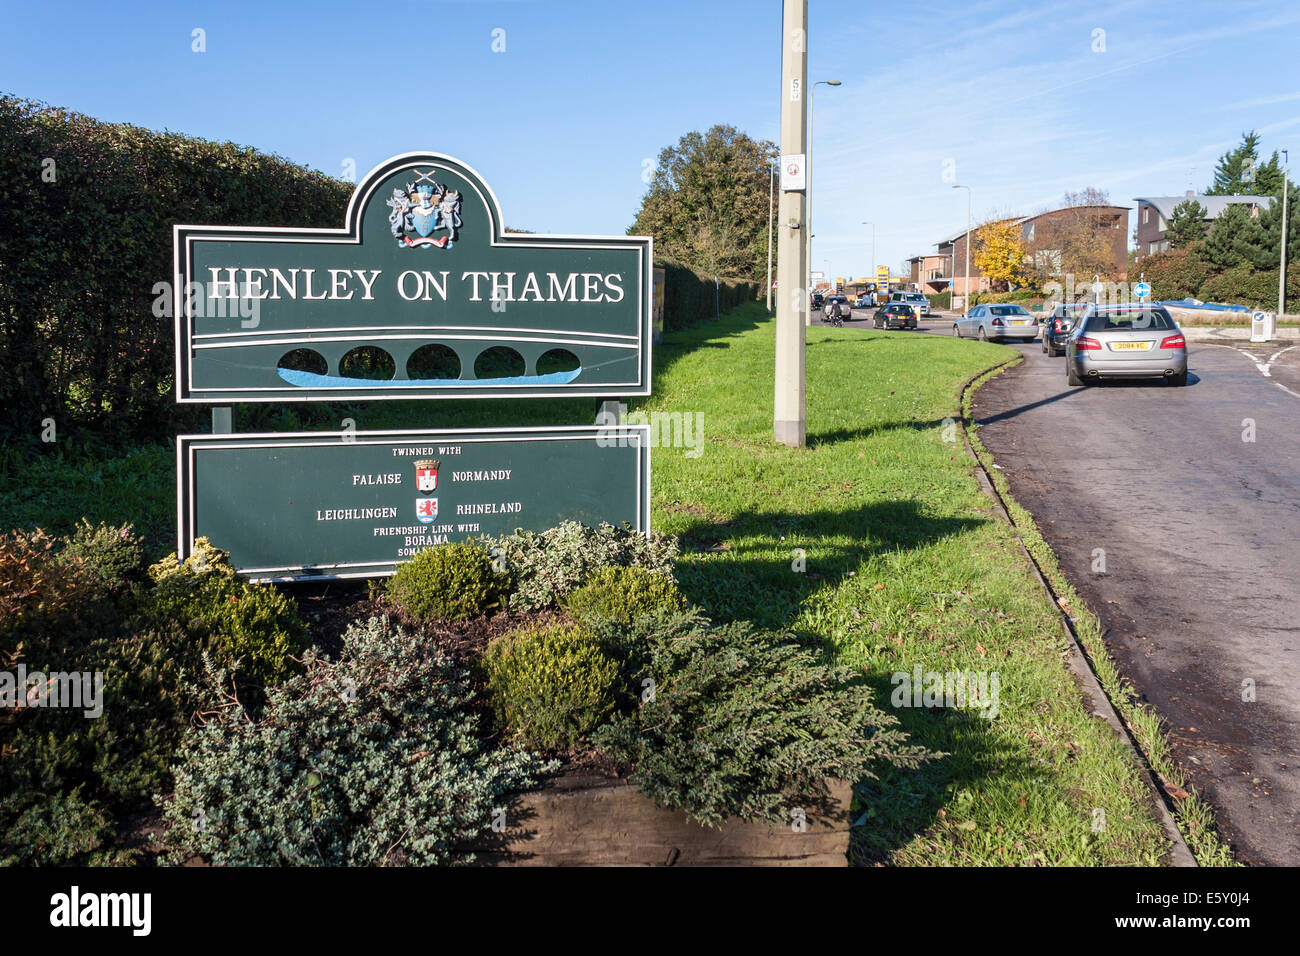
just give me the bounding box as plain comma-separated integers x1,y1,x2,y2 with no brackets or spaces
953,303,1039,342
890,291,930,317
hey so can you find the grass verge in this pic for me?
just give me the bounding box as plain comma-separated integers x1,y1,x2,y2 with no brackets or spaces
3,301,1193,865
961,361,1237,867
645,303,1173,865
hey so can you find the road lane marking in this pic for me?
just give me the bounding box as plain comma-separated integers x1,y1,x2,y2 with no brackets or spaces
1198,343,1300,400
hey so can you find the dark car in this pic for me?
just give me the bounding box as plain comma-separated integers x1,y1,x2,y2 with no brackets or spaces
1042,302,1088,356
872,303,918,330
811,292,825,311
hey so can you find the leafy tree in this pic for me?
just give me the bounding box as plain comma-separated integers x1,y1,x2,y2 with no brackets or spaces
973,217,1029,289
630,125,777,282
1166,198,1209,248
1207,131,1283,195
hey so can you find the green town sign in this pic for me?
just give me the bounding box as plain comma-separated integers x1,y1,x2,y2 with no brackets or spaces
178,426,649,581
174,152,652,401
174,152,653,579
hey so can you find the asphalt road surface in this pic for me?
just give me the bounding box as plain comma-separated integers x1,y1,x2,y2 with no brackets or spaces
971,337,1300,866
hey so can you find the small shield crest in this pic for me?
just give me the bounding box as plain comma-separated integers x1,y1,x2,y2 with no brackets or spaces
416,497,438,524
415,459,440,493
412,183,437,237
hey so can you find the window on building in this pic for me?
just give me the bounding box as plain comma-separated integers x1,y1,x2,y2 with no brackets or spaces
1143,207,1150,224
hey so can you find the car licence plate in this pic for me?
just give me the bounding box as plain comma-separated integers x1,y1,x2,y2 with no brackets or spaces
1011,319,1028,325
1111,341,1152,351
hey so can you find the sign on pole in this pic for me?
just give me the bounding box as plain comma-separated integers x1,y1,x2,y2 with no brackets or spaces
780,153,806,192
175,153,652,402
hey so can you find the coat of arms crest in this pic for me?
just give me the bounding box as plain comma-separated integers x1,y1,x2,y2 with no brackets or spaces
386,169,462,249
414,459,440,493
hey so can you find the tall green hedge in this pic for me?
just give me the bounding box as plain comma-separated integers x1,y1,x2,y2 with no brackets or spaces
658,258,759,332
0,96,352,447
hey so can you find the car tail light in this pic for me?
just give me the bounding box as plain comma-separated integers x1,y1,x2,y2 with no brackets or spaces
1075,336,1102,351
1159,334,1186,349
1053,319,1064,332
991,317,1004,326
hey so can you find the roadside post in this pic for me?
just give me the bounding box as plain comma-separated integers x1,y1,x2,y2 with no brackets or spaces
774,0,809,448
173,152,653,580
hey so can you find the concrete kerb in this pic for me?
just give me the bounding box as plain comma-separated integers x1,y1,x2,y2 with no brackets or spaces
955,357,1199,868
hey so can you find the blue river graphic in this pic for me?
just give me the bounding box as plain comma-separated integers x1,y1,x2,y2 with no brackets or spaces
277,367,583,389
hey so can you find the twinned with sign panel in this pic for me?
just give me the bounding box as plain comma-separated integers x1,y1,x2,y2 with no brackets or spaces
174,152,652,580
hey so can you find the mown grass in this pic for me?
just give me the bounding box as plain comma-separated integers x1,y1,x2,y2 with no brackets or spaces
1,301,1194,865
962,362,1236,867
643,303,1174,865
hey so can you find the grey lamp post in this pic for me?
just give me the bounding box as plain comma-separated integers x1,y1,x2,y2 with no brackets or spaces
1280,150,1290,316
952,184,971,310
805,79,841,324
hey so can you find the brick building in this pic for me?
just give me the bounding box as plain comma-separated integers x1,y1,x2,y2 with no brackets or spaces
1133,193,1273,255
918,203,1131,305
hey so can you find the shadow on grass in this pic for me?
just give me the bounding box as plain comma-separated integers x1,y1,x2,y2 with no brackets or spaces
671,497,986,632
853,672,1040,865
806,417,957,447
669,496,1039,863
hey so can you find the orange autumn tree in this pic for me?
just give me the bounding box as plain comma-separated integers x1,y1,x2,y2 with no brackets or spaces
973,217,1029,290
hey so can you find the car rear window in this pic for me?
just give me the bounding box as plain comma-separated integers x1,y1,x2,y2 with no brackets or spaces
1084,308,1175,331
989,305,1028,316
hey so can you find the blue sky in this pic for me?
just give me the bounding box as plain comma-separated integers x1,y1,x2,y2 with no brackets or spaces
2,0,1297,280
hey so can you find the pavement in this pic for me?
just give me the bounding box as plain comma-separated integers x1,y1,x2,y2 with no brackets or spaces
969,336,1300,866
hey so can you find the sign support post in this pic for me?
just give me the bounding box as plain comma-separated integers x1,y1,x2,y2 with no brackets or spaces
774,0,808,449
212,407,232,435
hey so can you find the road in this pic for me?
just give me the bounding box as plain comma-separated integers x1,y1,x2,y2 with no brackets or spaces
967,335,1300,866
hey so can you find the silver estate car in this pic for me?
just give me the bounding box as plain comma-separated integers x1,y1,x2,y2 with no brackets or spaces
1066,303,1188,387
953,303,1038,342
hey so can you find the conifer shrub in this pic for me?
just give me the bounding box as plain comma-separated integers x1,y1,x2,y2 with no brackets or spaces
146,538,307,687
482,621,620,750
161,616,552,866
60,519,146,591
488,521,679,611
386,540,509,623
593,610,933,828
0,789,135,867
563,565,684,625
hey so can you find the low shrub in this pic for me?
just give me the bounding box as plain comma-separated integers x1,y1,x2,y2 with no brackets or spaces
563,566,684,625
482,622,620,750
146,539,308,688
160,616,552,866
386,540,509,623
0,789,135,867
594,610,933,828
0,528,111,642
59,519,146,591
489,521,679,611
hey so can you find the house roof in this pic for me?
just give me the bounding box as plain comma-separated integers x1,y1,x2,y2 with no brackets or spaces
935,204,1132,249
1133,195,1275,220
